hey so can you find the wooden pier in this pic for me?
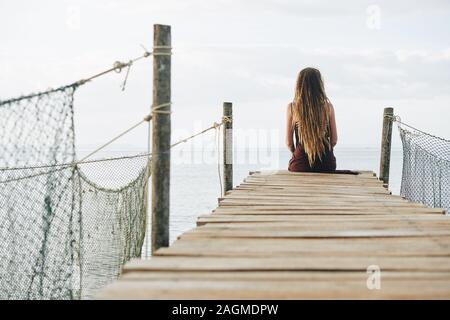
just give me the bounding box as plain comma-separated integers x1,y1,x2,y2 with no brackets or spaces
98,170,450,299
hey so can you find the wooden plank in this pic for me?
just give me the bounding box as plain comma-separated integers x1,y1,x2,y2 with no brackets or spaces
218,200,426,207
194,221,450,230
121,271,450,281
124,256,450,272
97,278,450,299
235,186,392,195
156,237,450,257
181,228,450,239
197,214,447,225
211,207,444,215
221,193,404,200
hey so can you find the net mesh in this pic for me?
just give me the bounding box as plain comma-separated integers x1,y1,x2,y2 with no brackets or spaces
0,85,150,299
398,122,450,214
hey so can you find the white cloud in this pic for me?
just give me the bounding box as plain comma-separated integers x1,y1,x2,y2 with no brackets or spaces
395,49,450,63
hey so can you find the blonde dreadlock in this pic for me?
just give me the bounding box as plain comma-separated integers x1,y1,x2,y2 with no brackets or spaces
291,68,330,166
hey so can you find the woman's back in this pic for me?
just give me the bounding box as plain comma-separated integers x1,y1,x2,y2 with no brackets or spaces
288,101,337,172
286,68,338,172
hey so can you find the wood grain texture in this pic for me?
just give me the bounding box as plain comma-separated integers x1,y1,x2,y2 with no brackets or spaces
98,170,450,299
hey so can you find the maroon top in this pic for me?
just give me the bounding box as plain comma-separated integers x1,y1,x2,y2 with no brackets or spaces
288,120,337,173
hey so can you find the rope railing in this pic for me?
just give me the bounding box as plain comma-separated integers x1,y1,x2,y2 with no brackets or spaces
0,46,172,105
387,115,450,162
388,115,450,147
0,78,228,299
74,45,171,89
74,50,151,87
386,115,450,214
169,116,231,149
0,115,230,182
0,26,229,299
0,45,174,172
0,43,175,299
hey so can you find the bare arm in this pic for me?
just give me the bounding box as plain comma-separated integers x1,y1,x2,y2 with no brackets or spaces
286,103,295,153
328,102,338,147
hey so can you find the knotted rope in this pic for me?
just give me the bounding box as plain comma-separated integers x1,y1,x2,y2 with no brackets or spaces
75,45,172,89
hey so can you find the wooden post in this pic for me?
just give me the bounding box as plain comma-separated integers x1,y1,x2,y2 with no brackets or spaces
379,107,394,187
151,24,171,253
223,102,233,194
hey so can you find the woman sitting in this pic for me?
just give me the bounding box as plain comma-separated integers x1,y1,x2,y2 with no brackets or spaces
286,67,338,172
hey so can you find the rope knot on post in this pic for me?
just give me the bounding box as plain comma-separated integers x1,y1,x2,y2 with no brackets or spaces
221,115,232,124
153,45,173,56
384,114,401,123
152,102,172,115
392,115,401,123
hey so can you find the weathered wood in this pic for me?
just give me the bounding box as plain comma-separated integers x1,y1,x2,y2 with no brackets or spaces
124,256,450,272
151,24,171,252
379,107,394,186
155,237,450,257
197,214,447,224
181,227,450,239
98,170,450,299
121,271,450,281
211,207,444,216
223,102,233,193
98,278,450,299
194,220,450,230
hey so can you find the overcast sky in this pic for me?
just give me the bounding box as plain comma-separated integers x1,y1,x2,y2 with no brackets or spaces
1,0,449,153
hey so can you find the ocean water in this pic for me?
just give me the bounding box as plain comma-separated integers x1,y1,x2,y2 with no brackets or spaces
166,146,403,245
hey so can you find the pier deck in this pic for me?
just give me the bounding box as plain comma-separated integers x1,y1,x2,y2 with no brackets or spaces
98,171,450,299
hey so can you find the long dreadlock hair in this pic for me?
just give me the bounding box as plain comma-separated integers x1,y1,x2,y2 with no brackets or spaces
291,67,330,166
